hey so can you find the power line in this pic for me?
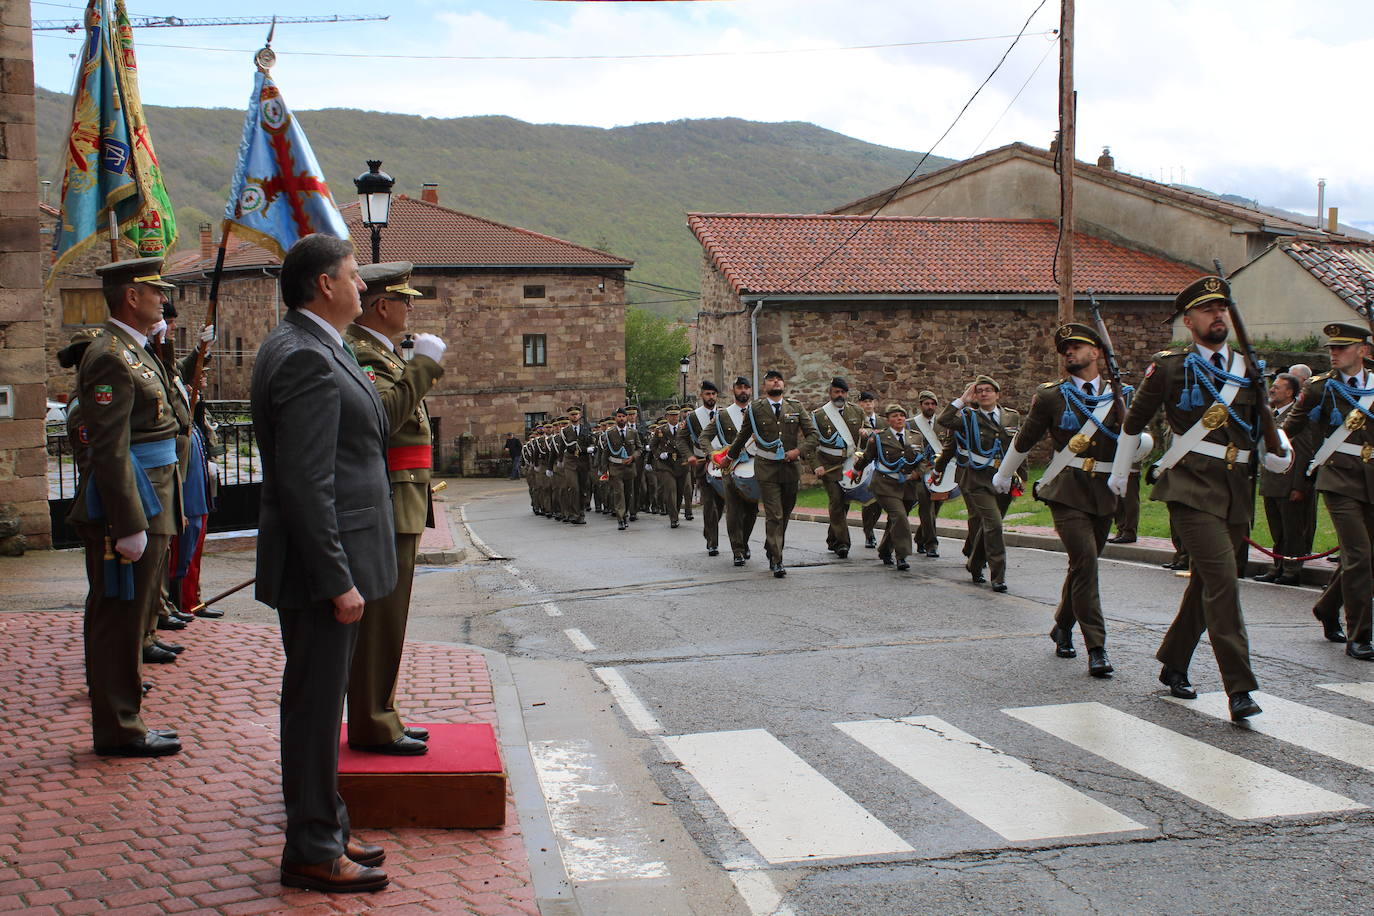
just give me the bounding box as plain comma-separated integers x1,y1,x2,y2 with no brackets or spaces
33,13,390,31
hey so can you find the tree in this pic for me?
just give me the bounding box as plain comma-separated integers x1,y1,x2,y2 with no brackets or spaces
624,307,689,402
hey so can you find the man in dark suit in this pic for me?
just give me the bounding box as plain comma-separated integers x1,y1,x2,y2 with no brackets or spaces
1255,372,1311,585
251,234,395,894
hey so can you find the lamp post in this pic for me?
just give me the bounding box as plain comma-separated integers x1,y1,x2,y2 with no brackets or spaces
679,355,690,404
353,159,394,264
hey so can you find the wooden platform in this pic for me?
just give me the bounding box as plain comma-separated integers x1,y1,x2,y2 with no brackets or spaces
338,722,507,828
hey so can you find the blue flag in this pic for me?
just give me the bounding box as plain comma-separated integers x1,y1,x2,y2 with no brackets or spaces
224,70,348,259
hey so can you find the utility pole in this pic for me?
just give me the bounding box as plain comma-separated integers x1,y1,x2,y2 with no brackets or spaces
1056,0,1075,323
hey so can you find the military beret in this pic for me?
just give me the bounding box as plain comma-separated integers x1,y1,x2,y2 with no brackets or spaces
974,375,1000,391
885,403,907,416
95,256,175,290
830,377,849,392
614,406,628,416
57,327,103,368
763,369,785,381
359,261,422,297
700,380,718,392
1165,275,1230,324
917,389,938,402
733,376,751,387
1054,322,1103,353
858,391,877,401
1323,322,1371,347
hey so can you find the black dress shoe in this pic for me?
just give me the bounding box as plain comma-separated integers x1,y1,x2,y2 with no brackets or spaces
1159,665,1196,699
1347,642,1374,660
743,549,751,559
733,555,745,567
96,732,181,757
142,682,153,695
1088,647,1114,677
769,561,786,578
142,644,177,664
896,559,910,571
149,727,179,739
194,606,224,619
1050,626,1077,658
879,553,894,566
1315,609,1347,643
629,514,638,522
1273,574,1302,586
572,519,587,525
1161,560,1189,571
1107,534,1137,544
835,548,848,559
618,520,627,530
1229,692,1262,720
670,521,680,528
991,582,1008,593
156,616,187,631
708,548,719,556
970,572,986,584
1252,570,1281,583
684,512,694,521
925,549,939,559
153,640,185,654
403,725,429,741
349,735,429,755
865,535,877,549
171,611,195,623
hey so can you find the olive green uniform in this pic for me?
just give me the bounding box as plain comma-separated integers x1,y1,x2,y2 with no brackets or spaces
937,401,1021,585
859,412,883,544
344,324,445,746
683,405,723,551
1260,401,1314,579
703,402,760,559
910,412,950,554
727,397,819,565
650,422,690,524
812,401,867,552
851,427,926,562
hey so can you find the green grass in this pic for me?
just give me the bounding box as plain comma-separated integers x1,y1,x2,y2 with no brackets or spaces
799,466,1336,553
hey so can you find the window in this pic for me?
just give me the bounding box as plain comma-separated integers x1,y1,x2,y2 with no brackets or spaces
522,284,546,300
523,334,547,367
713,345,725,390
177,326,187,350
234,337,244,367
413,285,437,300
61,288,105,325
525,411,548,431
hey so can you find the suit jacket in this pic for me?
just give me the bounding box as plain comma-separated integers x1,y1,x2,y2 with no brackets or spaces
1261,401,1311,498
650,424,690,473
252,309,396,608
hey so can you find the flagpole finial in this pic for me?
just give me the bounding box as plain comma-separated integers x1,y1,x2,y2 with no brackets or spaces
255,16,277,73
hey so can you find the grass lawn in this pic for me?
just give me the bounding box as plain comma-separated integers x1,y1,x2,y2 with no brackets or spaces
797,466,1336,554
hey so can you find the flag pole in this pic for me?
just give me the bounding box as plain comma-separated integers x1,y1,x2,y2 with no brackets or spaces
188,219,232,414
107,209,120,260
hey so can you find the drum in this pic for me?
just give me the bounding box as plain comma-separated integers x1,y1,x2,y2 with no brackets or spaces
706,462,726,500
731,454,761,503
926,468,960,502
838,461,877,506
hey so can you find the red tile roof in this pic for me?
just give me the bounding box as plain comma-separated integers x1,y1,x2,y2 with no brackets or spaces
166,195,632,278
688,213,1199,296
1280,240,1374,309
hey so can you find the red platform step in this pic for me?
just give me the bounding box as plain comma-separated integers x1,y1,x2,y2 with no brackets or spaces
338,722,506,828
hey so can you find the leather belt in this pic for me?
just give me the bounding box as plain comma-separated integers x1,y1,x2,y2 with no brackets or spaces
1333,442,1374,462
819,445,847,458
1064,456,1110,474
1190,441,1252,465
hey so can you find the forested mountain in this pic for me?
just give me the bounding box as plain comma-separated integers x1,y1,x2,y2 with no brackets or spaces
34,87,949,311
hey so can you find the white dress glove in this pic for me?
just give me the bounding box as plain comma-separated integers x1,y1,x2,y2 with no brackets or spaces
1262,428,1294,474
200,324,216,344
114,530,148,562
991,445,1028,494
412,333,447,363
1108,431,1140,498
659,452,669,461
148,319,167,342
991,471,1013,494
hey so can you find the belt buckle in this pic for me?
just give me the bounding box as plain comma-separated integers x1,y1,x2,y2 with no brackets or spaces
1224,443,1238,469
1362,444,1373,463
1081,456,1096,474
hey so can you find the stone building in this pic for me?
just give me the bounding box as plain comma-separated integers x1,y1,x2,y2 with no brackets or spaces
0,4,48,549
689,213,1198,413
160,189,633,453
1228,240,1374,342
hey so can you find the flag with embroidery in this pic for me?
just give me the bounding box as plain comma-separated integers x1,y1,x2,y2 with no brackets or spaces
110,0,177,257
50,0,137,279
223,69,348,259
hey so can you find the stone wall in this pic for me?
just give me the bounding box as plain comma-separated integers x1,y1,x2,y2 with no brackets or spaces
0,4,49,548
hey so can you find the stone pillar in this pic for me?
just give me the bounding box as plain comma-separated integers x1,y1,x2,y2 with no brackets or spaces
0,3,49,549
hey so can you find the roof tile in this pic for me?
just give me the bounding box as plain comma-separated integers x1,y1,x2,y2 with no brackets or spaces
1280,240,1374,311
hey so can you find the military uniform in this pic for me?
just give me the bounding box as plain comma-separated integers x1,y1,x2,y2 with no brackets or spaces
1259,398,1313,582
557,412,590,524
703,383,760,564
604,412,642,527
650,411,691,526
812,378,866,556
909,391,948,557
857,396,883,548
937,376,1021,588
850,405,926,567
726,375,819,575
682,384,722,553
345,263,446,751
67,259,184,755
627,410,649,518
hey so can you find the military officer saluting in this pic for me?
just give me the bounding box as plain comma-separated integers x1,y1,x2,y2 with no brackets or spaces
996,324,1137,677
703,376,760,566
812,377,866,558
1282,322,1374,658
724,370,819,577
1109,275,1293,720
605,407,643,529
937,374,1021,592
344,262,447,755
683,381,724,555
848,403,926,569
68,258,184,757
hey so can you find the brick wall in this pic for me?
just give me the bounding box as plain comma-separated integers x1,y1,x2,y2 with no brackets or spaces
0,4,49,548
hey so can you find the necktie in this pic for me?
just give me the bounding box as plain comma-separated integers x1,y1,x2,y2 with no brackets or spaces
343,340,361,365
896,432,905,446
1083,381,1094,397
773,402,781,419
1211,352,1225,372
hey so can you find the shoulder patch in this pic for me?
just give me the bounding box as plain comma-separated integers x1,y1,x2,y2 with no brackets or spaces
363,366,377,383
93,385,113,405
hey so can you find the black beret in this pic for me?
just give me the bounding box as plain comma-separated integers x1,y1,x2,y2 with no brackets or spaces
700,380,718,392
858,391,877,401
733,376,751,387
829,377,849,391
763,369,785,381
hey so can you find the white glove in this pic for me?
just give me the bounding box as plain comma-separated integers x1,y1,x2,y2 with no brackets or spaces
991,471,1013,494
148,319,167,341
200,324,215,344
996,445,1029,482
412,333,446,363
1263,428,1294,474
587,446,596,454
659,452,669,460
114,530,147,562
1109,432,1140,496
545,469,553,478
1107,474,1130,498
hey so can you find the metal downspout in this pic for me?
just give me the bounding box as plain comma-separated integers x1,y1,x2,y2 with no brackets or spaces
750,297,766,392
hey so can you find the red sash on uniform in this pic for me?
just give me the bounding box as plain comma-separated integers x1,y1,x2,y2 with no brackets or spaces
387,444,432,471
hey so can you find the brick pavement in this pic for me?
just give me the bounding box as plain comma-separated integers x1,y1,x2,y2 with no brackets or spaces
0,611,537,915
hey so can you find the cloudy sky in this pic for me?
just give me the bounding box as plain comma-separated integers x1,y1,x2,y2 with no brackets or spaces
29,0,1374,227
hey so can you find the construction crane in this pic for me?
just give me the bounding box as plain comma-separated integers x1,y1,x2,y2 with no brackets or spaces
33,14,389,34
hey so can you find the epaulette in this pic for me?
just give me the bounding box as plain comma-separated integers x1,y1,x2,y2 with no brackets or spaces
1038,380,1060,390
1310,371,1332,383
1153,349,1186,359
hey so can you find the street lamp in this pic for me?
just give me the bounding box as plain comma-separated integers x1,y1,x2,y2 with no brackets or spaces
679,355,690,403
353,159,394,264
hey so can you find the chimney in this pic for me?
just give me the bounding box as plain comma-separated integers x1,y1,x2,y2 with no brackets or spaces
1096,146,1114,170
421,183,439,204
1329,206,1339,234
199,222,213,259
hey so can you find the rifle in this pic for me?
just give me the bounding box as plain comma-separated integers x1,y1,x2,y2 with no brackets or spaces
1086,289,1128,425
1214,258,1282,454
188,220,231,414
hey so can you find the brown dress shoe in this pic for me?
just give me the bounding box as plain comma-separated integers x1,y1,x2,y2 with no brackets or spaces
345,839,385,868
281,854,387,894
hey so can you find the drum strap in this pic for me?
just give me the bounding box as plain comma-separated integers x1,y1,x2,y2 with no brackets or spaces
819,400,856,455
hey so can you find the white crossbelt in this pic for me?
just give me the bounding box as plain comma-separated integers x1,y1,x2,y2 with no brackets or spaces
691,405,712,458
1309,392,1374,473
1038,392,1115,488
957,448,999,470
1331,441,1374,461
819,400,857,459
1153,350,1247,474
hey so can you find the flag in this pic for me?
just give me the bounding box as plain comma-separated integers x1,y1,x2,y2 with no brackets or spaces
50,0,138,277
223,69,348,259
110,0,177,257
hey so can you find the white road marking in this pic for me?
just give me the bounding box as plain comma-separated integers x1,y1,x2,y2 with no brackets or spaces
564,627,596,652
728,869,797,916
661,728,914,864
1318,682,1374,704
528,738,670,883
593,667,664,735
837,716,1145,841
1005,702,1363,820
543,602,563,617
1168,691,1374,774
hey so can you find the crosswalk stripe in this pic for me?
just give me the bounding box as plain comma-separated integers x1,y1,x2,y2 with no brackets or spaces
662,728,914,864
1004,702,1364,820
836,716,1146,841
1318,682,1374,704
1167,691,1374,775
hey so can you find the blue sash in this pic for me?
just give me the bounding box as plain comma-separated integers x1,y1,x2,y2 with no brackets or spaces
84,437,176,599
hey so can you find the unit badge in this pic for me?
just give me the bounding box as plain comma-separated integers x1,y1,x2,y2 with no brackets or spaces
364,367,377,383
94,385,113,405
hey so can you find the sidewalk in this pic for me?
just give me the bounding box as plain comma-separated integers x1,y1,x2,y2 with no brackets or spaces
0,513,537,914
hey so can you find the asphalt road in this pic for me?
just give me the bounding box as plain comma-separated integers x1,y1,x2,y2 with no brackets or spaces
462,485,1374,916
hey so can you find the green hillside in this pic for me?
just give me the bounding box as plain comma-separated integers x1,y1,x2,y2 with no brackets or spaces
33,87,950,312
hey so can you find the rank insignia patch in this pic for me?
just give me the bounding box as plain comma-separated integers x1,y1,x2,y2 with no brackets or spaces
94,385,113,405
364,367,377,382
1144,363,1157,379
